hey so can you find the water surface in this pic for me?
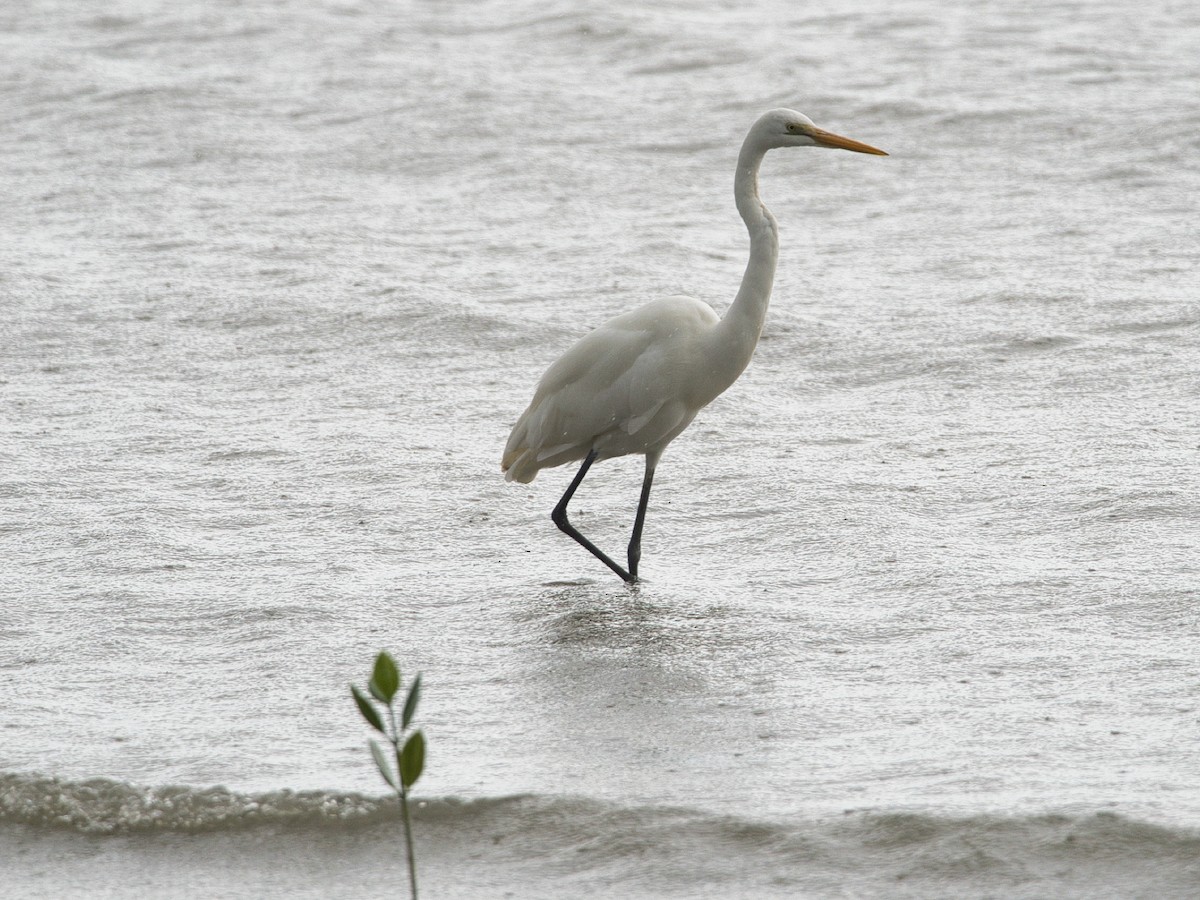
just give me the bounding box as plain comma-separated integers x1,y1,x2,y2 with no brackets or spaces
2,0,1199,896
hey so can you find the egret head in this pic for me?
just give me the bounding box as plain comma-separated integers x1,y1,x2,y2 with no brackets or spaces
756,108,888,156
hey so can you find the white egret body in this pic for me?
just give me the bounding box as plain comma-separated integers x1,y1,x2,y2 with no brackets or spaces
502,108,887,582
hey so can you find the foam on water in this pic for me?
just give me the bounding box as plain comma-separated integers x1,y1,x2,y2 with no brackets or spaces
4,774,1200,899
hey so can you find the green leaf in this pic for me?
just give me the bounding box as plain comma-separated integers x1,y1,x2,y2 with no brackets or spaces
370,739,398,790
369,651,399,704
400,730,425,788
351,685,386,733
401,673,422,730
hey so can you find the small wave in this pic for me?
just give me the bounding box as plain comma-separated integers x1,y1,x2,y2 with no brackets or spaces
6,775,1200,897
629,50,749,77
987,332,1084,355
1077,489,1197,523
932,107,1030,128
205,447,295,463
6,774,1200,862
0,773,393,835
1102,315,1197,336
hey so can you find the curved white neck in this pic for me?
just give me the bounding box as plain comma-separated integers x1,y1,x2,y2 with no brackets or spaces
705,136,780,392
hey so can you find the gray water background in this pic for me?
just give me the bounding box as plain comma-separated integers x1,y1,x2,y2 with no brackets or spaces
2,0,1199,896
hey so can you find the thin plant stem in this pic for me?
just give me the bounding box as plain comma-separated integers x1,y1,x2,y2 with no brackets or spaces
398,785,418,900
387,704,419,900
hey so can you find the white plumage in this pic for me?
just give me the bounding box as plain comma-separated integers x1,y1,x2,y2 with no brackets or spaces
502,108,887,582
503,296,719,483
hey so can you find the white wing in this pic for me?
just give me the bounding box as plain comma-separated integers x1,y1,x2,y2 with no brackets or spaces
502,296,720,482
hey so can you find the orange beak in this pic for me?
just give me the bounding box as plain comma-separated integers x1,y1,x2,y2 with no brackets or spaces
810,127,888,156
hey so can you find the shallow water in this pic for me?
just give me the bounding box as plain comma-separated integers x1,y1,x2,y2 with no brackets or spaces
3,0,1199,896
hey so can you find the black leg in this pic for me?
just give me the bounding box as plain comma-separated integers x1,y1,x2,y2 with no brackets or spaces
627,452,659,581
552,450,635,583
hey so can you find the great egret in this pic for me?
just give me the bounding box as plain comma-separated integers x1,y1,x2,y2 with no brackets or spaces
502,108,887,583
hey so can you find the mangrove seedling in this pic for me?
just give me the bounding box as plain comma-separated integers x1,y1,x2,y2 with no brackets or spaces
351,650,426,899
